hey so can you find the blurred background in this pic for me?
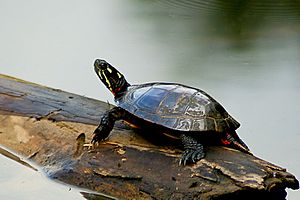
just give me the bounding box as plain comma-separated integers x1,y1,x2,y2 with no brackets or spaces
1,0,299,199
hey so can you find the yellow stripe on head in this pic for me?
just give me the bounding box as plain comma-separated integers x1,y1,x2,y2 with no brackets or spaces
102,71,112,90
117,72,122,78
107,68,113,73
97,70,103,79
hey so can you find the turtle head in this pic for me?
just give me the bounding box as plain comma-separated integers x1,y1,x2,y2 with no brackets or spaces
94,59,130,98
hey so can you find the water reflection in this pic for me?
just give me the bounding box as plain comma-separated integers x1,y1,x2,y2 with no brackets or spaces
150,0,300,53
0,153,82,200
0,146,114,200
134,0,300,91
0,146,37,171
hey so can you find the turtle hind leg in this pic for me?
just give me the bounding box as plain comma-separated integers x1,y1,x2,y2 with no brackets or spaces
223,132,252,155
92,107,126,144
179,134,205,166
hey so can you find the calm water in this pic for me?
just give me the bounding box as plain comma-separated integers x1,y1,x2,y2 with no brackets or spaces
0,147,111,200
0,154,84,200
1,0,299,199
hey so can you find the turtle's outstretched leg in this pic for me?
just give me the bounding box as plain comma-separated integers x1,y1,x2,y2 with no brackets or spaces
179,134,205,165
222,132,252,155
92,107,126,144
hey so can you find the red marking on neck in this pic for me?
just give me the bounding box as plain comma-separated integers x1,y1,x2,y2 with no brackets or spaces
112,87,121,96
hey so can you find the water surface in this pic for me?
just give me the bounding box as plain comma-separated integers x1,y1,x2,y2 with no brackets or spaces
0,146,111,200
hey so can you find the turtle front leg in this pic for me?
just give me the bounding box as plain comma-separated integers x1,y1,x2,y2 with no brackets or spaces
179,134,205,165
92,107,126,144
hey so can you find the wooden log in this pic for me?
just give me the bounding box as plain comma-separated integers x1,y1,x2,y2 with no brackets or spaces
0,74,298,199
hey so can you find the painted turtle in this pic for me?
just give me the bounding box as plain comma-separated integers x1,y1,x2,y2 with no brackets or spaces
92,59,251,165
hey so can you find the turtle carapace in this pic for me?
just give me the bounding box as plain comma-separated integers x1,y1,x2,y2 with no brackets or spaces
92,59,251,165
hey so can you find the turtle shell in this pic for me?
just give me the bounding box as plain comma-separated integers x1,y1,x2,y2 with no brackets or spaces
116,83,240,132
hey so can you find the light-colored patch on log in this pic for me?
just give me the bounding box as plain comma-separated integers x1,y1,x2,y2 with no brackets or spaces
94,168,143,180
10,115,25,124
105,141,180,157
116,148,126,155
14,125,30,143
197,158,265,190
0,114,95,157
252,158,284,172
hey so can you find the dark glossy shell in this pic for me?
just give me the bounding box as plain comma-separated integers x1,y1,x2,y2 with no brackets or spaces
116,83,240,132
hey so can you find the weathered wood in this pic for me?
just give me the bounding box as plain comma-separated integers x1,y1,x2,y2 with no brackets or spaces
0,74,298,199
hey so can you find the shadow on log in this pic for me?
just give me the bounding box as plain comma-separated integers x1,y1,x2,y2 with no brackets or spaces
0,74,298,199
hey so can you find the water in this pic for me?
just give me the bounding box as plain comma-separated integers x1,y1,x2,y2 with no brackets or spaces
0,0,299,199
0,147,111,200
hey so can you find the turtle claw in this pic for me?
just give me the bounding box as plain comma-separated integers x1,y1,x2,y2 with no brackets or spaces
91,135,101,145
191,149,205,163
179,134,205,166
179,148,205,166
91,125,110,144
179,150,193,166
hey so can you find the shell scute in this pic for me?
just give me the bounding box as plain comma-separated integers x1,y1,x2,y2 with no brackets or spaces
117,83,240,133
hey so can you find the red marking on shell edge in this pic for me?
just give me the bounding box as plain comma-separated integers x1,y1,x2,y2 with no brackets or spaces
221,139,231,145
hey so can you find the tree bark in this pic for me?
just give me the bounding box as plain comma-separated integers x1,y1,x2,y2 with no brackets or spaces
0,74,298,200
